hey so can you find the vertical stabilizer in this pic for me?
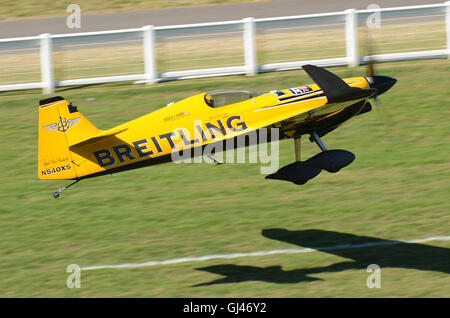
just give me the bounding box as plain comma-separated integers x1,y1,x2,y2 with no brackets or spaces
38,96,100,180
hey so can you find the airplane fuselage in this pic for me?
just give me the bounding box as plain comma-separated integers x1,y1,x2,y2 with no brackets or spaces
66,76,370,179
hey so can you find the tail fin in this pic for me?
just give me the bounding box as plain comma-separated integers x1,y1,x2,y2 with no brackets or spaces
38,96,100,180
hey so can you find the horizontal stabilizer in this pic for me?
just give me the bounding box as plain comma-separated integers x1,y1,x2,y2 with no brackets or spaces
69,126,128,148
302,64,376,103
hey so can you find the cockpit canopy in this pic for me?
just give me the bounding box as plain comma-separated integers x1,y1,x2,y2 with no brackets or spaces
204,89,262,108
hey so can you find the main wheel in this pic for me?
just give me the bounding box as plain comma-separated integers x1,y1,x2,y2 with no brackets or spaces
53,192,60,199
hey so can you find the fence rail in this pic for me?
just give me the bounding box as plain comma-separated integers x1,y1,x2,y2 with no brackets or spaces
0,2,449,94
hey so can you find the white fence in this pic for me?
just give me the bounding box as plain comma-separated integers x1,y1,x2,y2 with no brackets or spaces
0,2,449,94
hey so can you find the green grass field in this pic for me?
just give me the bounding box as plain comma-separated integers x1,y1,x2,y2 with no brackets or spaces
0,59,449,297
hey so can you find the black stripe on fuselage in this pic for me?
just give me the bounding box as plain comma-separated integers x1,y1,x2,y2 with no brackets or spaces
256,92,326,112
277,91,322,102
278,93,325,106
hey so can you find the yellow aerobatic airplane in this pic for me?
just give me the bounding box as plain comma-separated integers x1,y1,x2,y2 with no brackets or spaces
38,65,396,198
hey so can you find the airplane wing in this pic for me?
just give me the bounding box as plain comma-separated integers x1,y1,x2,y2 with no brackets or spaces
301,64,377,103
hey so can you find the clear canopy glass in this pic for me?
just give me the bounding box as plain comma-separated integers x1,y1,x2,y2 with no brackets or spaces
204,89,262,108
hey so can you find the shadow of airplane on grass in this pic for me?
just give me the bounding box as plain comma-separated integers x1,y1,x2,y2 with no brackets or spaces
194,229,450,287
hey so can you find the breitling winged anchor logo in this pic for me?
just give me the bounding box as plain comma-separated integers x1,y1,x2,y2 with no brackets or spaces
43,117,81,132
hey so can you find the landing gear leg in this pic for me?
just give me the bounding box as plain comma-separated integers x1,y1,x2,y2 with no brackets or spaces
53,179,80,199
310,131,327,152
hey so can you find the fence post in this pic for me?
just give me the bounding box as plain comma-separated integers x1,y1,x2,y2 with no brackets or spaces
40,33,54,94
446,1,450,59
143,25,157,84
243,17,257,76
345,9,359,67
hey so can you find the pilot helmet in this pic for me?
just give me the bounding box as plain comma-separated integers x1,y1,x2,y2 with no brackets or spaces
205,94,214,106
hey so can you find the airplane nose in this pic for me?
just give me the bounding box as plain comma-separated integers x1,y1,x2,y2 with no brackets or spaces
368,75,397,96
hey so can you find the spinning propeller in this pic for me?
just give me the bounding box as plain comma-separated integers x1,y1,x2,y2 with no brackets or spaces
363,27,397,132
364,28,397,102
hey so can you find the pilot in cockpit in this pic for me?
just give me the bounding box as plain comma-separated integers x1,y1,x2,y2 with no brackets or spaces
205,94,214,107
